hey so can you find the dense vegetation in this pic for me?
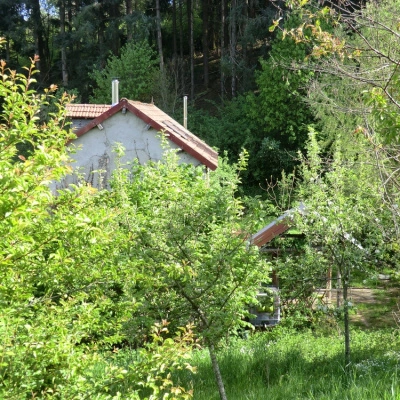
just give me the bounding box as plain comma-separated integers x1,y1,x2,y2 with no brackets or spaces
2,0,400,399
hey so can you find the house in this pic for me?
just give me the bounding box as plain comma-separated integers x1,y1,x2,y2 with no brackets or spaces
60,98,218,189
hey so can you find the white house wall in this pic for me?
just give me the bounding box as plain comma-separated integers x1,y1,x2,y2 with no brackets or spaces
57,111,202,190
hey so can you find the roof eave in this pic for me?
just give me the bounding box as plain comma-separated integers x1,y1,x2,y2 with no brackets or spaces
72,102,124,138
124,100,218,170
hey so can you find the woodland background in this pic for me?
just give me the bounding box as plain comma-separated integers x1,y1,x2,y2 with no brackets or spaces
0,0,339,193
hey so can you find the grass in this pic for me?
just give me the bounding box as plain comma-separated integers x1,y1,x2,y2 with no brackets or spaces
173,328,400,399
98,285,400,399
350,285,400,329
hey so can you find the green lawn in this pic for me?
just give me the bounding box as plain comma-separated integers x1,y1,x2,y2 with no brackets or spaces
173,328,400,400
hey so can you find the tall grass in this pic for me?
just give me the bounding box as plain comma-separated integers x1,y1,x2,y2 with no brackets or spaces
174,328,400,399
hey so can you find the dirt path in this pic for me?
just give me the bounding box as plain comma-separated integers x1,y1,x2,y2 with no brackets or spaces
319,286,400,328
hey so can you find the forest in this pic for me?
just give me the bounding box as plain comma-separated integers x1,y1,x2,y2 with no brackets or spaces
2,0,400,399
0,0,326,192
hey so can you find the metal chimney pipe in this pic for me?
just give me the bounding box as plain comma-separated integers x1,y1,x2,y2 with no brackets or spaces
183,95,188,129
112,78,119,105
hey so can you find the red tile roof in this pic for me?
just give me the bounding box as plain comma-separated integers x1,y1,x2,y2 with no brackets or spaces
66,104,110,118
66,99,218,170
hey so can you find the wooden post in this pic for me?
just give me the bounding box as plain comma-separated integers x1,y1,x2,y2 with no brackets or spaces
337,270,342,308
326,267,332,303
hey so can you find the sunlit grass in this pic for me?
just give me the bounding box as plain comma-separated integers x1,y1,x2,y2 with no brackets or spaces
173,328,400,399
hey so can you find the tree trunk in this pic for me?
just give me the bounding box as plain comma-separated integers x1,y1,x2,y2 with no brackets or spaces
67,0,72,31
326,267,332,303
230,0,237,98
208,343,228,400
156,0,164,72
109,2,121,56
343,270,351,370
241,0,249,91
202,0,209,88
126,0,133,41
29,0,47,83
209,2,216,52
59,0,68,87
188,0,195,101
221,0,226,100
179,0,185,94
172,0,178,62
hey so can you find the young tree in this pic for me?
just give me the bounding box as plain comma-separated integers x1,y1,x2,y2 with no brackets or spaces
90,40,159,104
108,148,268,400
278,0,400,230
280,131,385,369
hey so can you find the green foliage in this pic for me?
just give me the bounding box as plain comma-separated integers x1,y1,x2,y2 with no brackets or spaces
185,92,307,195
90,41,159,104
0,58,195,399
180,13,320,194
250,14,316,177
185,98,259,192
0,56,269,397
107,148,268,347
80,323,196,400
197,12,318,191
272,129,387,365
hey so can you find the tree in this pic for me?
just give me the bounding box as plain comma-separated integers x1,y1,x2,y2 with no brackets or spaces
202,0,210,88
0,0,25,65
275,130,385,369
279,0,400,227
219,11,316,190
155,0,164,72
0,55,196,399
108,147,268,400
90,40,159,104
59,0,68,87
188,0,194,101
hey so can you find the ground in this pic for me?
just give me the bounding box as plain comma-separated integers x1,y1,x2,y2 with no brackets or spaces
349,286,400,328
317,284,400,329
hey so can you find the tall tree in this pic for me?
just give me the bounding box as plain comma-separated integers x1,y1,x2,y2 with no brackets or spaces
282,0,400,232
229,0,238,97
221,0,227,99
155,0,164,72
202,0,210,88
188,0,194,100
26,0,49,83
59,0,68,87
172,0,178,62
179,0,185,93
125,0,133,40
292,131,384,370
